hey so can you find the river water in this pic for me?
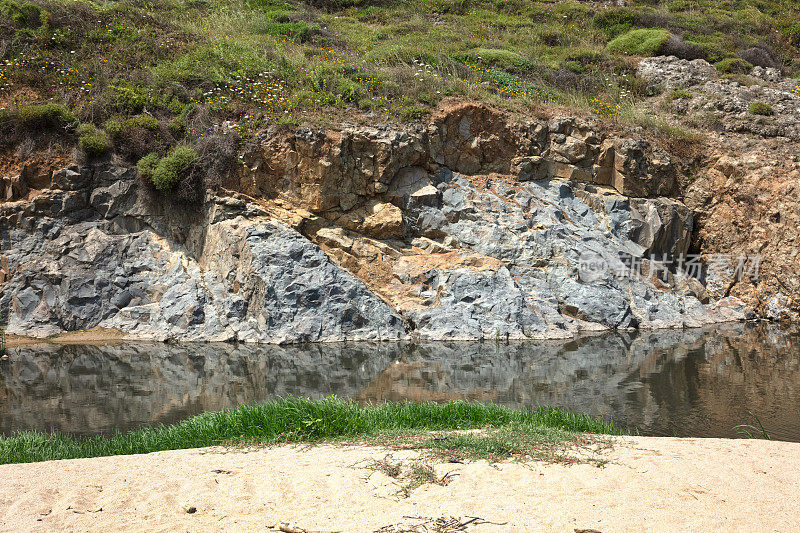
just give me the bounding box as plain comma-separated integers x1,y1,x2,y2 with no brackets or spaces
1,323,798,440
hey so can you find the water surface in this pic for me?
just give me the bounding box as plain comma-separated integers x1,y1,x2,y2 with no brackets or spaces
1,324,799,440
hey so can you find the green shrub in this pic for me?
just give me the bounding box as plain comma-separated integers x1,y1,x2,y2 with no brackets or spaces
259,21,315,41
154,42,275,86
168,116,186,135
137,152,161,181
17,103,76,128
784,21,800,46
336,76,365,103
563,60,584,74
748,101,774,116
102,84,151,114
715,57,752,74
593,7,635,37
77,124,110,156
593,7,636,29
606,28,670,56
104,115,161,137
0,0,47,29
669,89,693,100
246,0,292,8
473,48,525,67
151,146,198,191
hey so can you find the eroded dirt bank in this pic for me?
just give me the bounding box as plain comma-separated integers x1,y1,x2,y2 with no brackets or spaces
1,437,798,532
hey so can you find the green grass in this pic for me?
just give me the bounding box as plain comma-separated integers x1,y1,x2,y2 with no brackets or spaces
607,28,671,56
0,397,620,465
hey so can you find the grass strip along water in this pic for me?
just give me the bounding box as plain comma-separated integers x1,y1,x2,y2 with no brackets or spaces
0,397,621,465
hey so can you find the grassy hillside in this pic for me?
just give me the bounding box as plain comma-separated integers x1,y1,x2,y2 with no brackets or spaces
1,0,799,178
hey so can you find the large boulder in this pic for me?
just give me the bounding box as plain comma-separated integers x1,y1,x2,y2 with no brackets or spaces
637,56,718,89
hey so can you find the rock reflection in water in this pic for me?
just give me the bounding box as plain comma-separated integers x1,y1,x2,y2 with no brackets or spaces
1,323,799,440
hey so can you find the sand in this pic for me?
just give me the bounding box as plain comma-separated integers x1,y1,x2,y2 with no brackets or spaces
1,436,799,532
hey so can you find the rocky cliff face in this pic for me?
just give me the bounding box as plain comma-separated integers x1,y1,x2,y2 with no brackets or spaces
0,103,754,342
0,167,405,342
638,56,800,321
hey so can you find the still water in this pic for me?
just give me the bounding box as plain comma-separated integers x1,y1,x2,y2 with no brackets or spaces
1,323,799,440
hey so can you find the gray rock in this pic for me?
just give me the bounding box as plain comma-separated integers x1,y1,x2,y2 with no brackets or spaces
400,173,737,339
0,166,407,343
637,56,718,89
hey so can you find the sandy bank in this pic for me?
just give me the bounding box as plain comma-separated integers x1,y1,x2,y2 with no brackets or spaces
1,436,798,532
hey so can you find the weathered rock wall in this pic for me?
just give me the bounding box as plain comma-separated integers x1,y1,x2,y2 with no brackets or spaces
0,104,753,342
0,167,405,342
637,55,800,320
231,103,680,216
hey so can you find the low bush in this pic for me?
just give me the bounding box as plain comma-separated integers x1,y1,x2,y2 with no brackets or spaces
748,101,774,116
738,46,779,69
17,103,75,128
563,60,584,73
715,57,752,74
154,42,276,87
77,124,110,157
258,21,315,41
177,133,239,203
0,0,47,29
606,28,670,57
784,21,800,46
473,48,525,67
136,152,160,181
104,114,161,137
669,89,693,100
660,35,706,60
106,115,171,163
593,7,636,29
150,146,198,191
101,83,153,114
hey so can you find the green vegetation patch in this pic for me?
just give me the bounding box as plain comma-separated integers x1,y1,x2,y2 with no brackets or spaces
748,101,774,115
137,152,161,180
104,114,161,138
472,48,526,67
0,0,46,29
715,57,753,74
607,28,670,56
2,0,800,165
0,397,620,465
17,103,75,128
77,124,110,156
669,89,693,100
149,146,198,191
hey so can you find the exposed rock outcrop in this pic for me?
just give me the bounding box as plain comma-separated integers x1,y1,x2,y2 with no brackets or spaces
0,167,405,342
641,55,800,140
637,56,719,90
638,56,800,320
0,103,756,342
233,103,679,214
